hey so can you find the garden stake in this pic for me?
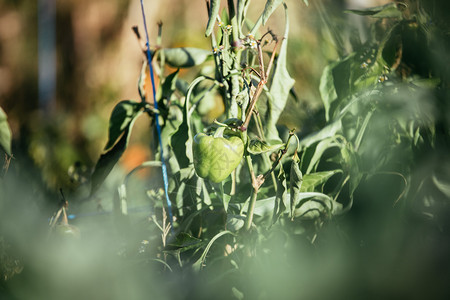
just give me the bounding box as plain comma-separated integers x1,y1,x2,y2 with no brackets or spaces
139,0,174,234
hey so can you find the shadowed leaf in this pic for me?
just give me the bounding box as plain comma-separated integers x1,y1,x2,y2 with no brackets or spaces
105,100,144,151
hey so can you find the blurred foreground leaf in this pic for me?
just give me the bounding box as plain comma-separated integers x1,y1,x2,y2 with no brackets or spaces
0,107,12,156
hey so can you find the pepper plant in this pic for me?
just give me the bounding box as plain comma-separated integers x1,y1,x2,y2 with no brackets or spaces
88,0,448,286
90,0,339,254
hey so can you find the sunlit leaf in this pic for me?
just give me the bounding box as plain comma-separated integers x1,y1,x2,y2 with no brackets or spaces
205,0,221,37
266,4,295,141
0,107,12,156
247,139,284,155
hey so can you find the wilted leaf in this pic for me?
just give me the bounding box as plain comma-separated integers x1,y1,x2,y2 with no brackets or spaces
247,139,284,155
163,48,211,68
0,107,12,156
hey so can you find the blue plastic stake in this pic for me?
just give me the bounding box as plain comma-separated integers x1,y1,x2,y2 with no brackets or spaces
139,0,174,234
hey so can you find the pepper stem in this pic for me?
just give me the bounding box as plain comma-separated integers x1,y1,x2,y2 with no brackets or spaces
213,126,226,138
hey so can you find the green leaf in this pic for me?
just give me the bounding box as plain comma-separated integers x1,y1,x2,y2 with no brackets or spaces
91,127,131,195
261,0,283,25
163,48,212,68
344,3,402,19
266,4,295,141
300,170,341,192
247,139,284,155
0,107,12,156
104,100,144,151
205,0,221,37
273,165,287,224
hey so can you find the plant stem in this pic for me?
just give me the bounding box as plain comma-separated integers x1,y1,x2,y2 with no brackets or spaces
244,187,258,231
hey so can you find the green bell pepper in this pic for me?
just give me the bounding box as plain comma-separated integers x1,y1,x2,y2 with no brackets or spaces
192,127,244,183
